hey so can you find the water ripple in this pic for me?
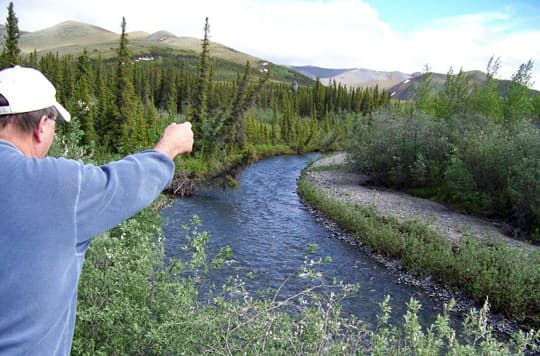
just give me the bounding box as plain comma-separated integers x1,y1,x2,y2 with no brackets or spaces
162,154,448,326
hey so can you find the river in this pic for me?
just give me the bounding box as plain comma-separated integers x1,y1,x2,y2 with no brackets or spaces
162,154,456,327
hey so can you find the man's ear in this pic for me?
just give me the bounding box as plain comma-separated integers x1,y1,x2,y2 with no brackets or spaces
33,115,49,143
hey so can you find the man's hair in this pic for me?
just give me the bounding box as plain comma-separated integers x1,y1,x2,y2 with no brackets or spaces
0,94,58,133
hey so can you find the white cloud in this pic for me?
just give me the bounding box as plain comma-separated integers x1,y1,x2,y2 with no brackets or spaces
2,0,539,88
403,11,540,87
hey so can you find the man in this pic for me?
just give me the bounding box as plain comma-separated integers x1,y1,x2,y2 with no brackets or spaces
0,65,193,355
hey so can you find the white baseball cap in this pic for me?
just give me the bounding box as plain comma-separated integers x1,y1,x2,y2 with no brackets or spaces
0,65,71,122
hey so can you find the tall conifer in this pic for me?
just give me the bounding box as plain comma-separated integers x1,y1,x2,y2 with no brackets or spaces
94,53,114,148
74,49,97,145
115,17,147,152
192,17,211,145
228,61,251,147
1,2,20,68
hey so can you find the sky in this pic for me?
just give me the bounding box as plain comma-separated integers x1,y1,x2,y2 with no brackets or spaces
2,0,540,88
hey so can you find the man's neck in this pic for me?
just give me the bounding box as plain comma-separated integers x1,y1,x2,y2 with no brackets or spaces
0,129,36,157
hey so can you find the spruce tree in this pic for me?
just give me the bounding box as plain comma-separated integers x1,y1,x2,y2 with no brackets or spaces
116,17,131,113
160,63,177,114
1,2,20,69
28,49,38,68
228,61,251,148
94,53,114,149
192,17,211,142
60,55,74,107
313,77,325,116
74,49,97,145
115,17,148,152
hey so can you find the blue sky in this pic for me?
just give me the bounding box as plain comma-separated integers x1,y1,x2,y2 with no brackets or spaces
3,0,540,88
364,0,540,32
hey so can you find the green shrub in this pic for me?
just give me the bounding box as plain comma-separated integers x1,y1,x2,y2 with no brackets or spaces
298,177,540,324
348,106,540,235
349,109,451,188
74,199,540,354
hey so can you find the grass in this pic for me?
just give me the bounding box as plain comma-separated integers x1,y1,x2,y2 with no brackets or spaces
308,164,347,172
298,169,540,326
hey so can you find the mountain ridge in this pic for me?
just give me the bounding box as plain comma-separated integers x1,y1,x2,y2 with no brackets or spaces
0,20,418,89
386,70,540,100
292,65,411,90
1,20,533,97
2,20,263,67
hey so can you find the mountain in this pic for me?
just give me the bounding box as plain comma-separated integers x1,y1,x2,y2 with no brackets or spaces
19,21,119,53
8,20,534,98
3,20,310,85
385,70,539,101
387,72,447,100
291,66,354,79
12,20,261,65
291,65,410,89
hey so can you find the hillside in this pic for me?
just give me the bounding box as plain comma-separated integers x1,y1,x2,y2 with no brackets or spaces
291,66,353,79
8,20,531,97
292,65,410,89
386,70,537,101
388,72,447,100
19,21,118,52
2,20,310,85
321,68,410,89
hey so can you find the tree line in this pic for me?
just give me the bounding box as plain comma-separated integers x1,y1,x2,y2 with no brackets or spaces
1,5,389,163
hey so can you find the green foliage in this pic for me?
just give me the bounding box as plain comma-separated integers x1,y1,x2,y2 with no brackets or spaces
349,108,451,188
192,17,211,140
434,67,474,120
504,59,535,125
114,17,150,153
349,101,540,236
72,49,97,145
411,59,536,128
0,2,20,68
49,117,93,160
73,199,540,354
298,176,540,324
469,57,504,122
11,15,387,160
227,61,251,147
414,65,435,115
373,296,540,355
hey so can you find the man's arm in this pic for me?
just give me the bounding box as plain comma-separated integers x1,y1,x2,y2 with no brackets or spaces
75,122,194,244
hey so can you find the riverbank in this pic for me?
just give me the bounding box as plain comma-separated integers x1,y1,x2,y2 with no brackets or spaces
298,152,540,332
167,144,297,196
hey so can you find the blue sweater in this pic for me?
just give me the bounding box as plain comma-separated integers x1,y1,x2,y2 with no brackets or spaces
0,141,175,355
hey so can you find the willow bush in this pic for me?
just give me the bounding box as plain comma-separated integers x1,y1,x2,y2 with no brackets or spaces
348,108,540,239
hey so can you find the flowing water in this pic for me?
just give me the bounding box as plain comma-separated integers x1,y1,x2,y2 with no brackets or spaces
162,154,455,327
